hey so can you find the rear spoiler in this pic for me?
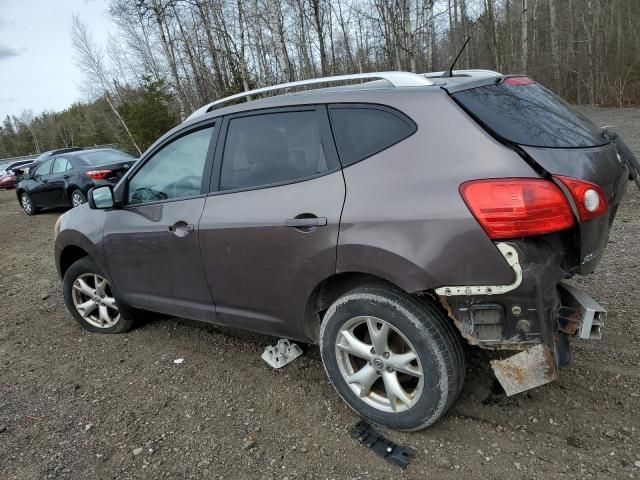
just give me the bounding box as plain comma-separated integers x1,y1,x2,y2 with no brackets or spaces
440,75,538,94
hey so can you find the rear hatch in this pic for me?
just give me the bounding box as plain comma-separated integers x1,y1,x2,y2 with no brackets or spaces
445,77,630,274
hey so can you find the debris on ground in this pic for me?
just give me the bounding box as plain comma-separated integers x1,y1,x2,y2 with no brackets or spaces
490,344,558,396
261,339,303,368
350,419,416,469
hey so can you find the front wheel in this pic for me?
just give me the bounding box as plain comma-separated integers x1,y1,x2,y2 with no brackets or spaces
20,192,38,215
63,256,136,333
320,284,465,431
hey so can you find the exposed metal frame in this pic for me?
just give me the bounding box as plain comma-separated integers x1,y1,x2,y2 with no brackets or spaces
435,243,522,296
185,72,434,121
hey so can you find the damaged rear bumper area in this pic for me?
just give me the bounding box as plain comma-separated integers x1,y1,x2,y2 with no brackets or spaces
435,239,607,396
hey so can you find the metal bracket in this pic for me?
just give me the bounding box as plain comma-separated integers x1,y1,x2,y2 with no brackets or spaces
557,283,606,340
350,420,416,469
261,339,303,368
435,242,522,296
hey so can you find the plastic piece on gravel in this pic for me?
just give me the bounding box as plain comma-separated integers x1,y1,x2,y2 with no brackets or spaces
350,419,416,469
173,358,184,364
261,339,303,368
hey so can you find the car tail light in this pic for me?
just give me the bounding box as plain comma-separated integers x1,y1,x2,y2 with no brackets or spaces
554,175,608,222
460,178,576,239
502,76,535,86
85,170,112,180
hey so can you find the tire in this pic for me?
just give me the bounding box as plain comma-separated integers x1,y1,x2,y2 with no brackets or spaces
70,189,87,208
20,192,38,215
63,256,136,334
320,284,465,431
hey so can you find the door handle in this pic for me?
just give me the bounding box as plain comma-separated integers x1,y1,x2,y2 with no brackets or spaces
285,216,328,228
63,174,70,179
168,221,194,237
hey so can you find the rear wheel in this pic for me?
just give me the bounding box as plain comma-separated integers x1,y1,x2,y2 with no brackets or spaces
71,189,86,207
20,192,37,215
63,256,135,333
320,284,465,431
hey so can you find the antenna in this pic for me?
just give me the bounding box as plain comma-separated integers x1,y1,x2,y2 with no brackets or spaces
442,37,471,78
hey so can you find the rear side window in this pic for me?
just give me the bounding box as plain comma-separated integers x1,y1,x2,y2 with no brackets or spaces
329,106,416,166
220,110,329,191
452,81,607,148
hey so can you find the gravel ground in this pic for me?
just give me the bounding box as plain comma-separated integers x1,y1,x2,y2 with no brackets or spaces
1,107,639,480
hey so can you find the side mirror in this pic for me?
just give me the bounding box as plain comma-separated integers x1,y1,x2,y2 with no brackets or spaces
88,185,115,209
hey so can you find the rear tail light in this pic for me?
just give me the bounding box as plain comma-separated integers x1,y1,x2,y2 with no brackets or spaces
460,178,575,239
554,175,608,222
85,170,112,180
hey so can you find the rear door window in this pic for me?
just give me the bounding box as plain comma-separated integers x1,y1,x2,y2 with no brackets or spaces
329,106,417,166
452,80,607,148
220,110,330,191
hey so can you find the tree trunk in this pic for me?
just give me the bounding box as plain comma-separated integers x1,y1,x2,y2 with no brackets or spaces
548,0,562,92
311,0,329,76
267,0,294,81
521,0,528,73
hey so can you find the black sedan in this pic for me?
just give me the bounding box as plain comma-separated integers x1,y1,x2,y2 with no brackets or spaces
16,148,137,215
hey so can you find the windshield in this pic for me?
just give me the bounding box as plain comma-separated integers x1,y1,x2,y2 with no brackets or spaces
452,80,607,148
33,152,51,164
77,149,135,166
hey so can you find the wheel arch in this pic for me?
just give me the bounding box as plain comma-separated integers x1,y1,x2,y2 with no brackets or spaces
303,271,402,343
58,245,90,279
66,184,83,201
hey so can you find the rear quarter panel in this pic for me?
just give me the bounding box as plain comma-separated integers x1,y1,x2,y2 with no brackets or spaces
338,89,539,291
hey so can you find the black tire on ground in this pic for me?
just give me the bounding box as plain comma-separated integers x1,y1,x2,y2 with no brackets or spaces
62,256,136,334
320,284,465,431
70,189,87,207
20,192,38,215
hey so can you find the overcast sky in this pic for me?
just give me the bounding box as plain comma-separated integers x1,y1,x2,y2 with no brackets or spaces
0,0,113,120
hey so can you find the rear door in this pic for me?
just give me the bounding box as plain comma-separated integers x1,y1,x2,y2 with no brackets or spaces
198,106,345,340
448,77,629,273
103,123,219,321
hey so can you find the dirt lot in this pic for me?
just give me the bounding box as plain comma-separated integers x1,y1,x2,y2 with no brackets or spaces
1,107,639,480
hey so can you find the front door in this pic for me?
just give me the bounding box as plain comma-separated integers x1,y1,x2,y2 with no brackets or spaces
199,107,345,340
103,124,218,321
29,157,54,206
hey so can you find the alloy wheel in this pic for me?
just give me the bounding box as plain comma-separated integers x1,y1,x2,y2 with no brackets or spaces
334,315,424,413
72,192,85,207
71,273,120,328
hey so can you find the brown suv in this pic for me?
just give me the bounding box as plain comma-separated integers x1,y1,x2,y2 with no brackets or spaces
54,71,635,431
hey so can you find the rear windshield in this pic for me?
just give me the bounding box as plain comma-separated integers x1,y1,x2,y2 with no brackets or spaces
452,81,607,148
77,149,135,166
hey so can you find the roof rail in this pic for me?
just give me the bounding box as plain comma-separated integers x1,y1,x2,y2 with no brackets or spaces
422,69,502,79
185,71,434,121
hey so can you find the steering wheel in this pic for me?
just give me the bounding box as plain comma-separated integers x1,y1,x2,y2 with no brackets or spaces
170,175,202,198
